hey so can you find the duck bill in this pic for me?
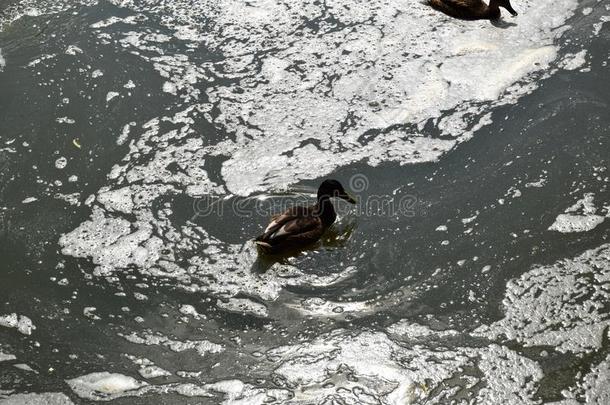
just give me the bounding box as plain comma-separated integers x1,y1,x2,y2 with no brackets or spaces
341,193,357,204
505,3,518,16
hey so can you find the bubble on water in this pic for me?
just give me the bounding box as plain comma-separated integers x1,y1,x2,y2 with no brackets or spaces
55,157,67,169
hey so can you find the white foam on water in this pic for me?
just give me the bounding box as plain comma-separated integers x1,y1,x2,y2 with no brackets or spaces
549,214,605,233
0,48,5,71
60,193,357,308
52,0,582,193
59,207,155,273
566,354,610,404
54,272,610,405
0,314,36,335
13,364,36,373
54,157,67,169
268,330,436,403
548,193,607,233
178,304,205,319
216,298,269,318
476,344,543,404
54,0,584,320
195,0,580,195
560,50,588,71
184,242,359,302
83,307,100,320
0,351,17,362
117,123,133,145
64,372,288,403
593,15,610,35
66,372,148,401
54,192,80,206
475,243,610,353
137,365,171,379
0,0,98,32
286,297,371,317
64,45,83,55
55,117,75,125
96,186,134,214
91,15,145,29
203,380,291,405
120,331,224,357
237,241,610,403
124,354,172,380
106,91,120,103
0,392,74,405
2,1,602,401
387,320,458,339
264,327,544,404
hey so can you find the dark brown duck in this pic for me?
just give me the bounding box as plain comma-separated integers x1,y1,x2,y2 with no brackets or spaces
427,0,518,20
254,179,356,255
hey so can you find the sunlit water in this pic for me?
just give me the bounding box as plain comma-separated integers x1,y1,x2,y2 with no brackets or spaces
1,0,609,403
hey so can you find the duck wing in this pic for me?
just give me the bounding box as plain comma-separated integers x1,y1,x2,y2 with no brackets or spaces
256,205,315,242
267,215,322,242
255,204,332,254
281,223,326,245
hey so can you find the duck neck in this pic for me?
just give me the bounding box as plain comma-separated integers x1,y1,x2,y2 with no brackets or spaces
315,195,337,226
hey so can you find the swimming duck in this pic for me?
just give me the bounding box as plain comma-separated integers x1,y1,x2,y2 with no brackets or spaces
254,179,356,255
427,0,518,20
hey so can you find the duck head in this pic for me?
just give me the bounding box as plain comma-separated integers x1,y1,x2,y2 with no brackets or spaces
318,179,357,204
494,0,518,16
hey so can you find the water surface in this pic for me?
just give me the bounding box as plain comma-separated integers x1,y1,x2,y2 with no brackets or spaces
1,0,610,403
